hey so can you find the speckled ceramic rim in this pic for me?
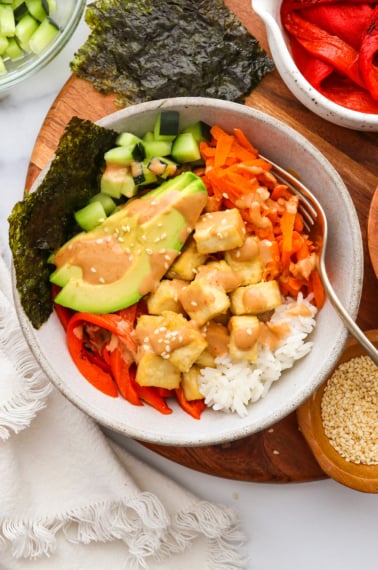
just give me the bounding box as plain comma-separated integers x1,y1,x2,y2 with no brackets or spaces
252,0,378,131
13,98,364,446
0,1,86,92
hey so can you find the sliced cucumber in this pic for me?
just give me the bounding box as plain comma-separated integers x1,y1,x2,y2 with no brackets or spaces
131,160,158,187
6,36,23,59
0,35,9,54
147,156,177,178
183,120,211,143
15,12,38,50
25,0,47,21
28,17,59,54
104,145,136,166
100,164,136,199
153,110,179,141
0,4,16,36
89,192,116,216
143,139,172,158
115,131,142,147
74,201,107,232
171,132,201,163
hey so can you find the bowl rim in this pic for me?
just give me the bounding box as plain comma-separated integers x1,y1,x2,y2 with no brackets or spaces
12,97,364,446
0,1,87,92
252,0,378,130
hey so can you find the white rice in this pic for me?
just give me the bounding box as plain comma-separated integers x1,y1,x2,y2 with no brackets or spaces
198,294,317,417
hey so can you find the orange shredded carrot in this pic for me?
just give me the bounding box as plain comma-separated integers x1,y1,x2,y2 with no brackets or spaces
198,124,325,309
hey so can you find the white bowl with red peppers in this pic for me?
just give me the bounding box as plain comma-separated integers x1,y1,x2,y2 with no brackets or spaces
13,97,363,445
253,0,378,131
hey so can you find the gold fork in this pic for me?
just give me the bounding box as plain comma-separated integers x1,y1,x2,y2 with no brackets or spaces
263,155,378,367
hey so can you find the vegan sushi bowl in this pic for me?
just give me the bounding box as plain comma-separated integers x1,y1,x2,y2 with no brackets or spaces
10,98,363,446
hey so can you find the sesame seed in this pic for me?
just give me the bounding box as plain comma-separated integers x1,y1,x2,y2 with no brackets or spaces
321,355,378,465
90,267,97,273
99,277,105,284
96,238,104,244
146,248,153,255
272,450,280,455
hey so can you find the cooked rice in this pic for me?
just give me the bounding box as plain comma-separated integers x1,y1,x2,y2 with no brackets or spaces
199,294,317,417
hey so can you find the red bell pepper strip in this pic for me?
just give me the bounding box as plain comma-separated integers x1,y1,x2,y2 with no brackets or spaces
175,387,206,420
359,6,378,100
110,351,142,406
66,311,139,398
66,316,118,397
136,384,173,415
282,11,365,89
303,4,374,50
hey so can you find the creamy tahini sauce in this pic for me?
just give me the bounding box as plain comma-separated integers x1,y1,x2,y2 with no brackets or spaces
139,249,178,296
53,236,132,284
233,325,261,351
203,322,229,357
229,236,259,262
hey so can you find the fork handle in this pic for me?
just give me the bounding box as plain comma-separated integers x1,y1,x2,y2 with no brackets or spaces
319,262,378,366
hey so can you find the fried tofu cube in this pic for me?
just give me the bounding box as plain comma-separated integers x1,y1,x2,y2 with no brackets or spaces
136,352,181,389
195,349,216,367
147,279,187,315
134,311,207,373
193,209,246,254
225,236,263,285
181,366,205,401
167,237,207,281
230,280,282,315
196,260,242,292
168,328,208,373
228,315,260,361
179,278,230,326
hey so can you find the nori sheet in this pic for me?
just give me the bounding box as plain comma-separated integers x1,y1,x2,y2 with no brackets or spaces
8,117,118,329
71,0,274,105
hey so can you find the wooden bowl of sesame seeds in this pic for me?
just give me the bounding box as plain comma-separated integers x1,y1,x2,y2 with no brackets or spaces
297,330,378,493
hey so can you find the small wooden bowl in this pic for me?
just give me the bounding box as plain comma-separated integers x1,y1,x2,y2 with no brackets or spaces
297,330,378,493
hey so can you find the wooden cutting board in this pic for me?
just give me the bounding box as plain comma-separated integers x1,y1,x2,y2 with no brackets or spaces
25,0,378,483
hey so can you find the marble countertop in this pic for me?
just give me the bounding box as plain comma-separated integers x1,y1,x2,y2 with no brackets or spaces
1,8,378,570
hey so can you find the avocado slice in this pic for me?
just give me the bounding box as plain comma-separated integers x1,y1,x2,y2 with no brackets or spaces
51,172,208,314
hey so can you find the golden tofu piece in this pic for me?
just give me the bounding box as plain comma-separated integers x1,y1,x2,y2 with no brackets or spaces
196,260,242,292
147,279,187,315
228,315,260,361
195,348,216,368
135,311,207,372
136,352,181,389
169,330,208,373
179,278,230,326
167,237,207,281
225,236,263,285
181,366,205,401
230,280,282,315
193,209,246,254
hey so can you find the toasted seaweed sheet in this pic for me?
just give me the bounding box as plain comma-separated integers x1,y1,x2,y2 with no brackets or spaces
9,117,118,329
71,0,274,105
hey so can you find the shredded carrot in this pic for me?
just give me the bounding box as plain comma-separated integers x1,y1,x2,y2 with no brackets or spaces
198,124,324,309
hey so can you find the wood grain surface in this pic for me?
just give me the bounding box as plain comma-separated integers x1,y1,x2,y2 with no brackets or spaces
25,0,378,483
368,187,378,280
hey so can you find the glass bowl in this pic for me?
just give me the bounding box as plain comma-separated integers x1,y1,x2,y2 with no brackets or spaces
0,0,86,93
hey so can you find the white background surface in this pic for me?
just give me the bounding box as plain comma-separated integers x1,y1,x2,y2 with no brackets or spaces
1,6,377,569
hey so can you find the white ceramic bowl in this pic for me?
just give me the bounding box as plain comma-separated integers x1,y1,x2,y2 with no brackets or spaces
252,0,378,131
0,0,86,93
14,97,363,446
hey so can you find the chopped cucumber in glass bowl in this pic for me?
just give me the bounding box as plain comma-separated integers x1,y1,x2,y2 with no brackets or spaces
0,0,86,93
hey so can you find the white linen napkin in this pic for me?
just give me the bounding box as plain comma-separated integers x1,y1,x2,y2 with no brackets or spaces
0,250,247,570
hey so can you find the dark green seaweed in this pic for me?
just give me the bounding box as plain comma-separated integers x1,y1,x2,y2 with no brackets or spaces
71,0,274,105
8,117,118,329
